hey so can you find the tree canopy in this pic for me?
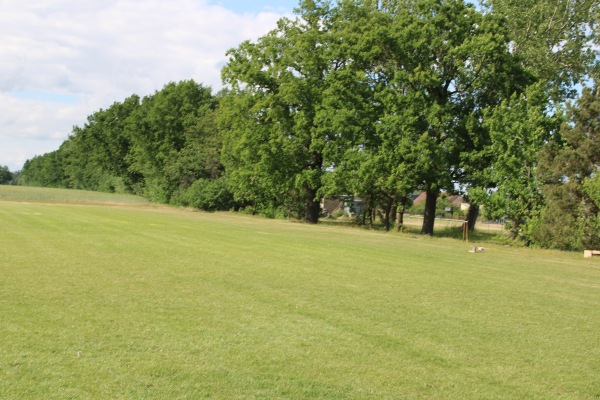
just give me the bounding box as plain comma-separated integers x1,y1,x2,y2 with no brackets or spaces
0,165,13,185
535,82,600,250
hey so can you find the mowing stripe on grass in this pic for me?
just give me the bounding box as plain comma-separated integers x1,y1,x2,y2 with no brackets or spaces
1,190,599,399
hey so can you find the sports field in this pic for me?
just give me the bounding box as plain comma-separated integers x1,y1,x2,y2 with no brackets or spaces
1,186,598,399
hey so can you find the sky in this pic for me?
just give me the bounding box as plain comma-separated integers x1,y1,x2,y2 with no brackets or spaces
0,0,300,171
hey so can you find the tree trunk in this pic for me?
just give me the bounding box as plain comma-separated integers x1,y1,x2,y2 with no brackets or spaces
391,199,398,231
421,189,438,236
304,188,320,224
466,203,479,231
397,197,406,231
304,152,323,224
361,205,367,225
362,193,373,227
383,196,394,231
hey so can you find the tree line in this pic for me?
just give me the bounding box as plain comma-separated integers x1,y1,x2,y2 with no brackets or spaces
16,0,599,250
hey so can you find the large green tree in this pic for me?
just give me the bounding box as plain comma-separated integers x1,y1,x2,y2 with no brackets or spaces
482,0,599,100
168,103,230,208
19,80,225,210
471,0,598,244
19,151,67,188
484,83,562,243
535,82,600,250
317,1,412,230
379,0,523,235
0,165,13,185
221,1,344,223
62,95,141,193
128,80,215,202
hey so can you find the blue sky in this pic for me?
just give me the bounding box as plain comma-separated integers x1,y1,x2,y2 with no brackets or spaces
214,0,299,13
0,1,299,171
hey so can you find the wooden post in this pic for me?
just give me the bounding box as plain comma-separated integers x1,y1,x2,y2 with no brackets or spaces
465,220,469,243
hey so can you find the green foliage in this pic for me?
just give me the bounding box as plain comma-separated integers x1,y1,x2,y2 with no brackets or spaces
219,91,296,216
221,0,523,232
129,81,216,203
378,0,523,234
19,95,141,193
481,0,599,100
331,208,346,219
534,82,600,250
161,106,225,206
484,83,562,242
583,175,600,245
584,174,600,207
18,80,230,212
63,95,141,193
221,1,341,223
180,177,233,211
19,151,68,188
317,1,399,219
0,165,13,185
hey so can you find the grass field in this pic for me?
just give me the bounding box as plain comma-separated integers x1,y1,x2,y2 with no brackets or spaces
0,185,150,205
1,186,599,399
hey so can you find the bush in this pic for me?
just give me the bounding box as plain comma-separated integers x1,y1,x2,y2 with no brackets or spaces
331,208,345,219
181,177,233,211
97,175,128,194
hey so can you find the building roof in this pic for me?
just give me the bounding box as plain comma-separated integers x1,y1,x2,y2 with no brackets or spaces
411,192,464,206
411,192,427,205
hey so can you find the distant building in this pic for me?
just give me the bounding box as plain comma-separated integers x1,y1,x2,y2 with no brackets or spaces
343,197,365,218
320,196,365,218
411,192,427,206
320,198,343,216
411,192,470,212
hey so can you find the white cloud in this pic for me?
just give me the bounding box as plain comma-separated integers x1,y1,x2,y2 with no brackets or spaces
0,0,292,171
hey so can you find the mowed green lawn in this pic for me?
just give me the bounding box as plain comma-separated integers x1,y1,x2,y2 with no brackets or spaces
1,187,599,399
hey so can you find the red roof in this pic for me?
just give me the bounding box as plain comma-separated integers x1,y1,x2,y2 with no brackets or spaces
412,192,464,206
412,192,427,205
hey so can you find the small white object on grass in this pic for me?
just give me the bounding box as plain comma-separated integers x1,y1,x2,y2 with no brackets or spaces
468,246,485,253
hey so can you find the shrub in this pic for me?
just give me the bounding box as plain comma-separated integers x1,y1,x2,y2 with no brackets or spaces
332,208,345,219
182,177,233,211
